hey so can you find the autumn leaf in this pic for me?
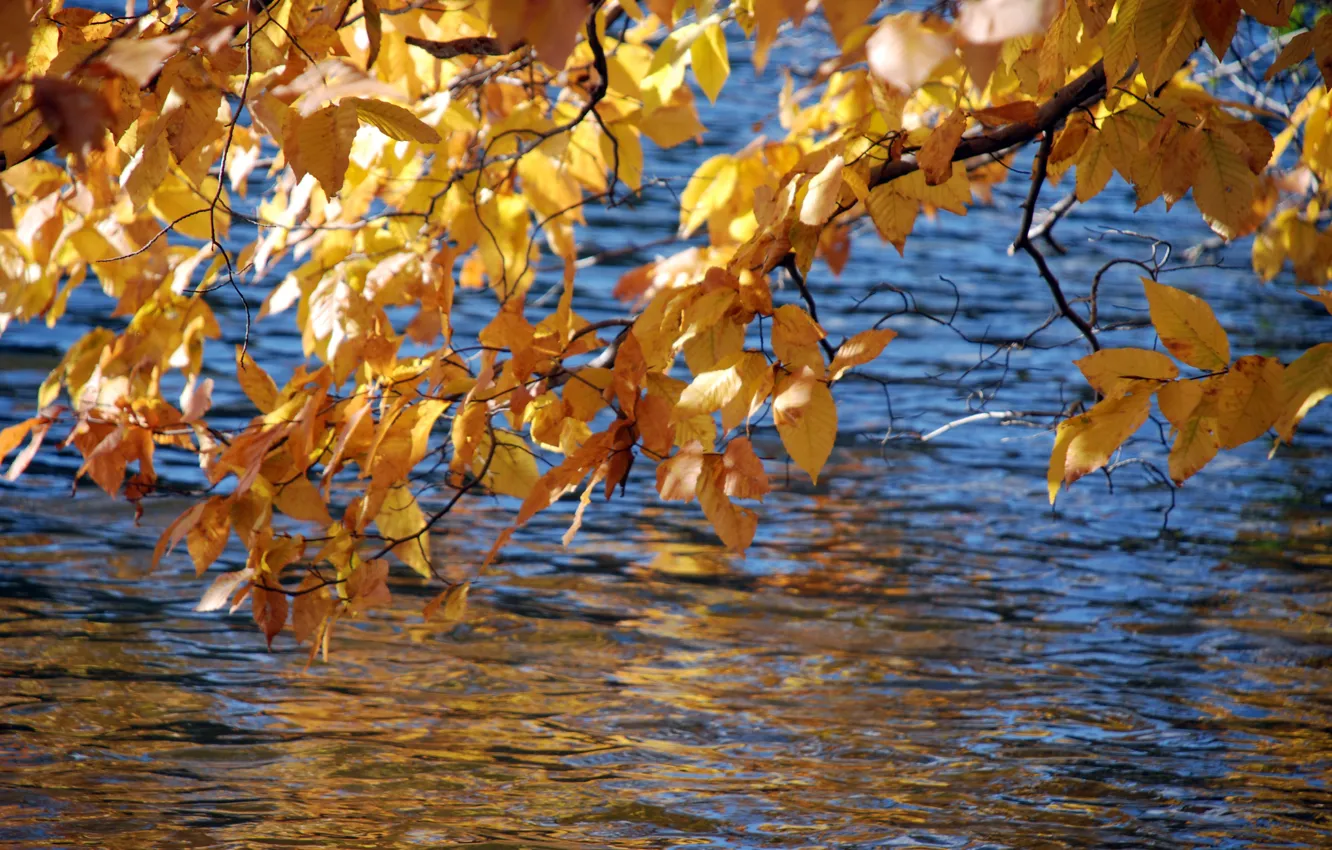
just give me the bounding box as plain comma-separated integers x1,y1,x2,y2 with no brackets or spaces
375,485,432,579
196,568,255,613
866,13,955,93
345,98,440,144
187,496,232,577
829,328,897,381
919,110,967,186
292,572,333,645
773,366,837,484
1075,348,1179,398
1141,279,1230,371
721,437,770,501
690,23,729,104
1276,343,1332,443
697,455,758,552
799,155,844,226
252,583,289,649
1055,393,1152,493
236,347,280,413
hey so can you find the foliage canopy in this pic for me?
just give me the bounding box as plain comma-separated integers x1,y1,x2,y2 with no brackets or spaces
1,0,1330,656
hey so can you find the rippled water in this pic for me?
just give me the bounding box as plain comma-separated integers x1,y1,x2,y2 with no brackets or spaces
4,8,1332,849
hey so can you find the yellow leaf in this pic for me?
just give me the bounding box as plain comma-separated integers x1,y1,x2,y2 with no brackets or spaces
1169,412,1220,485
375,484,431,579
771,304,826,364
1062,392,1152,485
1193,127,1257,239
679,154,738,236
121,130,170,209
236,347,280,413
1075,348,1179,398
720,353,774,432
918,109,967,186
1048,413,1090,503
274,474,334,525
674,359,744,421
829,328,897,381
1215,354,1283,448
825,0,878,45
690,23,729,104
1156,378,1204,429
1277,342,1332,442
1141,278,1230,371
287,102,358,196
475,430,539,499
345,97,440,144
697,455,758,552
773,366,837,483
1075,132,1114,202
865,185,918,255
799,154,844,226
252,584,288,648
424,582,470,623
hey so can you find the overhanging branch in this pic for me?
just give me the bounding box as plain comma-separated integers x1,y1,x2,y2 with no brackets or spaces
868,62,1109,190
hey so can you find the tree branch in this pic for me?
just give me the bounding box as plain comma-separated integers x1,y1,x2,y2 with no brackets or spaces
1011,131,1100,352
868,61,1108,190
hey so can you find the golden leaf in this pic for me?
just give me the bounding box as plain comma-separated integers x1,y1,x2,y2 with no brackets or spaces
1276,342,1332,443
1169,412,1220,485
475,430,540,499
1074,348,1178,398
345,97,441,144
287,101,358,196
1215,354,1283,449
865,186,918,255
721,437,770,500
799,154,844,226
1141,278,1231,371
236,347,280,413
690,23,729,104
374,485,431,579
773,366,837,483
829,328,897,381
674,359,744,421
252,584,289,648
1061,392,1152,486
292,572,332,645
656,441,705,502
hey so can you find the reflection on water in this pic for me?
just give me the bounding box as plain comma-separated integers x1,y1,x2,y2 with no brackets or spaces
3,468,1332,848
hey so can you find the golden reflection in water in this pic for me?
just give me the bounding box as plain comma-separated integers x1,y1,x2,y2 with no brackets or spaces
3,472,1332,848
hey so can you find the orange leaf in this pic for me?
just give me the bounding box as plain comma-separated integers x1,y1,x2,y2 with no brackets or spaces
918,109,967,186
252,583,289,648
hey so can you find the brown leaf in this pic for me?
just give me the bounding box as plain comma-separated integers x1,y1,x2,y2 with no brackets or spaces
32,78,110,167
292,572,333,644
252,583,289,648
919,110,967,186
345,557,391,612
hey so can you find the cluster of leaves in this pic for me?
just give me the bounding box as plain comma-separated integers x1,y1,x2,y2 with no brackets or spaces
0,0,1329,656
